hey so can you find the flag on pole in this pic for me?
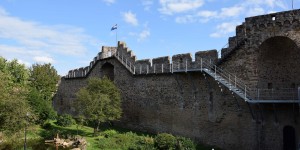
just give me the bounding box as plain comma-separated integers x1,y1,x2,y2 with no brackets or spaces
111,24,117,31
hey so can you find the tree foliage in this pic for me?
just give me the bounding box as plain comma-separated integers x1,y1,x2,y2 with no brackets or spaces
75,77,122,135
27,63,59,124
27,87,57,124
0,57,60,134
29,63,60,101
0,57,29,86
56,114,76,127
0,57,32,134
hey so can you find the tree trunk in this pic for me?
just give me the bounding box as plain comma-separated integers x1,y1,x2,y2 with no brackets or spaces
93,120,101,136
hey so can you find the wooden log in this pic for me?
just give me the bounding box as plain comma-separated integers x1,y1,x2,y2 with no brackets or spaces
45,140,54,143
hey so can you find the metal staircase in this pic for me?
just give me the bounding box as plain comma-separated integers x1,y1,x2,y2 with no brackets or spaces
202,68,251,101
197,59,300,104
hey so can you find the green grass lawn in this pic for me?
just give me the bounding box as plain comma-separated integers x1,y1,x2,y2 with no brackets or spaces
18,121,219,150
38,121,157,150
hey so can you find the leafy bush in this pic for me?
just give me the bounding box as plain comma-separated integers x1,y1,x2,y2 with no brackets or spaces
97,131,156,150
134,136,155,150
154,133,176,150
140,136,154,145
97,132,134,149
176,136,196,150
101,129,118,138
27,80,57,125
56,114,75,127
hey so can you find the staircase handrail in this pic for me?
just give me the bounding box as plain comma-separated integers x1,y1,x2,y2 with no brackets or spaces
114,52,135,74
201,58,253,100
251,88,299,100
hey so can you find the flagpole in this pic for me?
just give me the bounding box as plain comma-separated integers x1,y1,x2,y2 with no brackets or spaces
116,27,118,47
111,24,118,47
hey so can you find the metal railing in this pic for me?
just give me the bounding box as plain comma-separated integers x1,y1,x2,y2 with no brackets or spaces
114,52,135,74
113,52,300,103
199,58,251,101
252,88,299,100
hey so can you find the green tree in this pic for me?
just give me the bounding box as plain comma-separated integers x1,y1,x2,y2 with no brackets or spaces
29,63,60,101
28,63,59,124
0,57,29,86
27,87,57,124
0,57,32,134
75,77,122,136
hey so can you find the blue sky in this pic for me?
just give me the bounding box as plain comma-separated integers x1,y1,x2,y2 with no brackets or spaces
0,0,298,75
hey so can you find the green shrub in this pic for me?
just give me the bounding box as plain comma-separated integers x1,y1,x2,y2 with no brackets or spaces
56,114,75,127
134,136,155,150
101,129,118,138
97,131,156,150
176,136,196,150
140,136,154,145
97,132,135,149
155,133,176,150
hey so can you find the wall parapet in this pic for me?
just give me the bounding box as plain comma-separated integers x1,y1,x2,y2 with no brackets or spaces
64,41,218,78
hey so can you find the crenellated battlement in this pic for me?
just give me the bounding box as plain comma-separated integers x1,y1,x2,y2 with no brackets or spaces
65,9,300,78
64,41,217,78
152,56,170,74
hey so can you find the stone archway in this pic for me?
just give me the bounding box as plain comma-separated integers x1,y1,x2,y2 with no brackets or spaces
257,36,300,90
283,125,296,150
101,63,114,81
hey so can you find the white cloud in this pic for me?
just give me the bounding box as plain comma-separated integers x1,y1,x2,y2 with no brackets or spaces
220,6,244,18
142,0,153,11
197,10,218,18
17,59,31,67
175,10,218,24
210,22,240,38
33,56,54,63
0,44,54,64
129,23,151,42
0,6,8,15
247,7,265,16
0,7,100,75
245,0,287,9
159,0,204,15
172,0,289,24
0,7,96,56
0,45,44,56
175,15,196,23
122,11,139,26
138,29,150,41
102,0,115,5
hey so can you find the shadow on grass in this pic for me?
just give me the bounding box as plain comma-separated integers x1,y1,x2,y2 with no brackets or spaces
38,121,146,139
39,123,94,140
100,123,156,136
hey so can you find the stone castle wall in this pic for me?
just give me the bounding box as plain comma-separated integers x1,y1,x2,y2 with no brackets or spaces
53,9,300,150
